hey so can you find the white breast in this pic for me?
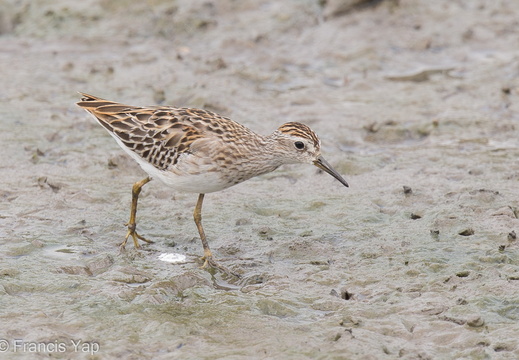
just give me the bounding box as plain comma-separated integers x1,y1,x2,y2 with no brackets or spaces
110,134,231,194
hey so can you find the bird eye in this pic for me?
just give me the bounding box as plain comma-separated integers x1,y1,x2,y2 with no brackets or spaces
294,141,305,150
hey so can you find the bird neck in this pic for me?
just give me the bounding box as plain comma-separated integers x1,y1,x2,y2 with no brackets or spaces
261,131,291,166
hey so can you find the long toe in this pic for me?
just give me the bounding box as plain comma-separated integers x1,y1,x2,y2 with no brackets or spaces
122,227,153,250
135,232,154,244
201,255,241,279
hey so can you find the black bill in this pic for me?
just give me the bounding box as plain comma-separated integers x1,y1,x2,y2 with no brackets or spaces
313,155,349,188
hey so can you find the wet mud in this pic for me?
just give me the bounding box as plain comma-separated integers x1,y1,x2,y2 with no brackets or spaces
1,0,519,358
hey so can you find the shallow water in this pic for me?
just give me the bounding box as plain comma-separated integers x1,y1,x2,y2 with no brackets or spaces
1,0,519,358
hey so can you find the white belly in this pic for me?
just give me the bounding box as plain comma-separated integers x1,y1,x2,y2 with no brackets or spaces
112,135,232,194
150,164,233,193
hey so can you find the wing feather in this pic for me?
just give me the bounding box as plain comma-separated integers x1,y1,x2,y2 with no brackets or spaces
77,93,204,170
77,93,258,173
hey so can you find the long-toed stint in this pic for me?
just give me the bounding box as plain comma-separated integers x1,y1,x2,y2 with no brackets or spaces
77,93,348,274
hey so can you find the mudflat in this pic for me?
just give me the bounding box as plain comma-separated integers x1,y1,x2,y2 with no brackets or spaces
1,1,519,358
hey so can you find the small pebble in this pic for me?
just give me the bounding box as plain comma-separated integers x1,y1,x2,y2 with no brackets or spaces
456,298,468,305
235,218,251,226
467,315,485,327
330,289,340,297
341,289,353,300
456,270,470,278
458,228,475,236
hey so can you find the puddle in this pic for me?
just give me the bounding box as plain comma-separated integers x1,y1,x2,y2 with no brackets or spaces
41,244,83,261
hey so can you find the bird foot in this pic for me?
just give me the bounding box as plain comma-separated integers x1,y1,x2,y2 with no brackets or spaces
120,223,154,250
200,253,241,279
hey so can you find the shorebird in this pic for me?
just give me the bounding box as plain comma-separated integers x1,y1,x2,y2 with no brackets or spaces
77,93,348,274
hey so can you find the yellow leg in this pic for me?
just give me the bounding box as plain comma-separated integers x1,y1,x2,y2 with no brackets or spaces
193,194,212,265
193,193,239,277
120,177,153,249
